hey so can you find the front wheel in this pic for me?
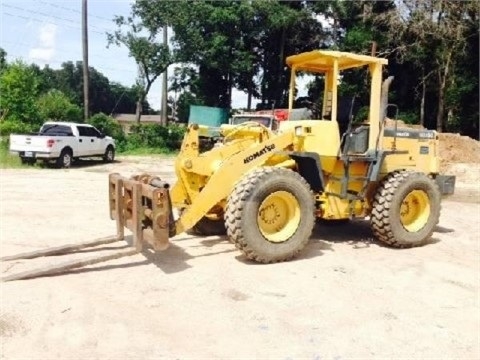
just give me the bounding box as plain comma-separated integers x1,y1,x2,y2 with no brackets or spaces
225,167,315,263
103,146,115,163
371,171,441,248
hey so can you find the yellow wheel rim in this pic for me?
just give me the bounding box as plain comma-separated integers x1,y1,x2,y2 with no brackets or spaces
257,191,301,243
400,190,431,232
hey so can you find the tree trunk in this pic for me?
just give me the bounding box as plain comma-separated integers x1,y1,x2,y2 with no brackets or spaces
227,72,232,108
247,90,252,110
436,53,451,132
277,27,286,106
420,70,426,127
135,99,142,123
436,73,445,132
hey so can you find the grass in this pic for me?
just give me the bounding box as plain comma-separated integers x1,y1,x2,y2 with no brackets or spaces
0,138,26,169
118,147,178,156
0,138,178,169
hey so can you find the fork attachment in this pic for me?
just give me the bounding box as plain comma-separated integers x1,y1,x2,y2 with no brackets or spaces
109,173,176,252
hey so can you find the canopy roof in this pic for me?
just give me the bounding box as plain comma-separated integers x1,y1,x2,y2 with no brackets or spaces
286,50,388,73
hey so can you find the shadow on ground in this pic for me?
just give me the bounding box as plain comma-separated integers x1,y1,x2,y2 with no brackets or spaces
2,220,451,282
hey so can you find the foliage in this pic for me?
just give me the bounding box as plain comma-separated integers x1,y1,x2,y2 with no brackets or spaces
373,0,479,132
87,112,127,149
107,12,175,123
175,91,202,123
396,111,420,125
0,60,41,125
135,0,325,110
36,89,82,123
0,47,7,74
124,123,186,152
0,120,37,136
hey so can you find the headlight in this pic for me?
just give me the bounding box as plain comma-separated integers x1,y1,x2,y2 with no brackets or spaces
294,126,303,136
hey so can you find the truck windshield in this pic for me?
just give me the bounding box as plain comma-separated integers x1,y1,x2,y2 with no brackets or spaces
40,125,74,136
231,116,272,127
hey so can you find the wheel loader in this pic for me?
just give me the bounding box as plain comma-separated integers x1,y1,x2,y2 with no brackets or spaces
107,50,455,263
1,50,456,281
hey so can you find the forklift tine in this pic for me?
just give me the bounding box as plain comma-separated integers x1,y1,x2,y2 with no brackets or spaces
0,235,123,261
1,248,139,282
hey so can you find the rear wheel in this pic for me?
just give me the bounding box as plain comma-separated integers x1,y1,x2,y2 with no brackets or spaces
225,167,315,263
56,149,72,168
371,171,441,248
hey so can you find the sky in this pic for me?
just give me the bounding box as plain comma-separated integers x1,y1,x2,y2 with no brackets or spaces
0,0,313,112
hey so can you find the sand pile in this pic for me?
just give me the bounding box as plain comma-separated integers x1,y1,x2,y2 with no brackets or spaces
438,133,480,165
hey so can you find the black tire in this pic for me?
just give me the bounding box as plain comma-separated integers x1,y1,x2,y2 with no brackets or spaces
187,216,227,236
225,167,315,263
20,157,37,165
103,146,115,163
56,149,73,168
371,170,441,248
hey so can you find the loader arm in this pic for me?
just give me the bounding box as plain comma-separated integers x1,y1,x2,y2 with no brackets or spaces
173,130,295,235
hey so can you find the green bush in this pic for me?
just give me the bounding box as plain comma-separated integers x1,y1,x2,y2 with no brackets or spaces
0,120,38,136
396,111,419,125
124,123,186,153
88,112,127,150
37,89,82,123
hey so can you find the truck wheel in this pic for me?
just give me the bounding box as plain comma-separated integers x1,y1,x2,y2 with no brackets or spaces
225,167,315,263
371,171,441,248
56,149,72,168
103,146,115,163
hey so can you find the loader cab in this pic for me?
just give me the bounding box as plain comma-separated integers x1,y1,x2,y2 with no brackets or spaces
285,50,389,157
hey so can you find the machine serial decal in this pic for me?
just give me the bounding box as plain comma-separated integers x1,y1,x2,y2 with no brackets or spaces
243,144,276,164
383,129,435,139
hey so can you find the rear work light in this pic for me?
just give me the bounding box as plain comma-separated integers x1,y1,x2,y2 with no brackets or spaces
47,139,55,148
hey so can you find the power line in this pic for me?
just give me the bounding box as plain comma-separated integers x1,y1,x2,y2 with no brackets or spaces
2,4,115,35
1,39,135,66
37,0,116,23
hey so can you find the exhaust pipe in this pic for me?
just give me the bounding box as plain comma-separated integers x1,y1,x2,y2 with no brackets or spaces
380,76,394,123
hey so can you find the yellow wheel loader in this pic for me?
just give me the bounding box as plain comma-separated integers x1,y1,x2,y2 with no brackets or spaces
1,50,456,281
107,50,454,264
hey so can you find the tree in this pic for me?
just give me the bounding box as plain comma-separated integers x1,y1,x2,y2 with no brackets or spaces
134,0,328,110
0,60,41,125
107,12,174,123
374,0,479,132
36,89,82,122
0,47,7,74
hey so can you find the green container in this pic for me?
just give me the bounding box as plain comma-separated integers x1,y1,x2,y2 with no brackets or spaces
188,105,229,127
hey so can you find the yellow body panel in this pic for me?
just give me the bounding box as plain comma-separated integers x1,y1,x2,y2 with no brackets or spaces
320,161,370,219
381,129,440,175
170,125,294,234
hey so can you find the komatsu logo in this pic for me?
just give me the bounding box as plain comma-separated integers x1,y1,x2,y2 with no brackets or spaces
243,144,276,164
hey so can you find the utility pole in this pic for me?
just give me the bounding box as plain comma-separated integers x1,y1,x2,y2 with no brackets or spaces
82,0,89,121
161,25,168,125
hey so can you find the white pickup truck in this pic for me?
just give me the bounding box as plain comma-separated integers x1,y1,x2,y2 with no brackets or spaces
9,122,116,168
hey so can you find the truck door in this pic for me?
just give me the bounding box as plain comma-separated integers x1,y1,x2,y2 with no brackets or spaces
77,125,96,155
89,126,106,155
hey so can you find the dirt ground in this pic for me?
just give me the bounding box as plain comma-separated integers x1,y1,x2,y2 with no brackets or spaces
1,155,479,360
